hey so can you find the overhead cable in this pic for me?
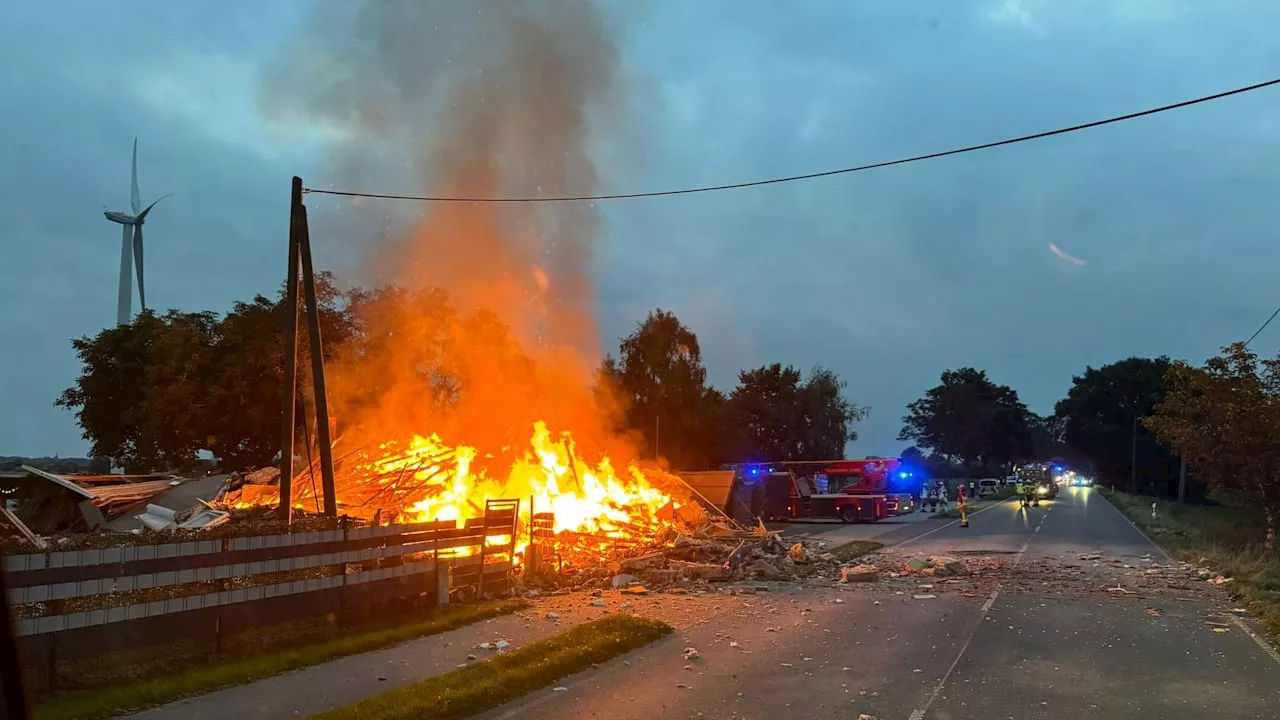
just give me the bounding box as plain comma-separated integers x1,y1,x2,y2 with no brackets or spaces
303,77,1280,204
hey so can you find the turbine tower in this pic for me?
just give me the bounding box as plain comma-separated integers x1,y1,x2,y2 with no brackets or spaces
103,138,170,326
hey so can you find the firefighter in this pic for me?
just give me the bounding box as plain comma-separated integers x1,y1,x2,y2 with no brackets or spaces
1015,479,1028,508
957,481,969,527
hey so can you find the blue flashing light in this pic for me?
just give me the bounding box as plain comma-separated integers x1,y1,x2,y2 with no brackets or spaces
747,465,762,478
1053,465,1063,473
898,471,909,479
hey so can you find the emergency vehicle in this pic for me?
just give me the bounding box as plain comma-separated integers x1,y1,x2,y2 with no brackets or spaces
688,459,920,524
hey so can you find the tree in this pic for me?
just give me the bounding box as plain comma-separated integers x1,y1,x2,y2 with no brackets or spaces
728,364,866,462
57,310,219,472
900,446,926,465
57,273,354,473
899,368,1032,474
801,366,868,458
1054,357,1178,494
1145,343,1280,551
602,309,713,470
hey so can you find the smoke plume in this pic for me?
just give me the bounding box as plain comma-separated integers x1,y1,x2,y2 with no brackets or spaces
259,0,637,459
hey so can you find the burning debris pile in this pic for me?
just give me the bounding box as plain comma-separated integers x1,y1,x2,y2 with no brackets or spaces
224,422,716,567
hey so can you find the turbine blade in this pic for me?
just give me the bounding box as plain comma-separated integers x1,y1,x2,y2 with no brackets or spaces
133,225,145,313
136,193,172,222
130,138,141,215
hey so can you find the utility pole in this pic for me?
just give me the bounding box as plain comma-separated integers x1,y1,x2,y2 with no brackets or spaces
278,178,302,524
1130,413,1138,493
655,413,660,461
1178,456,1187,503
280,176,339,521
297,197,338,517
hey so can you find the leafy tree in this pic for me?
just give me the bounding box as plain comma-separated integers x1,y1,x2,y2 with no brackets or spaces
58,273,354,473
203,296,287,470
899,368,1032,474
900,446,926,465
728,363,866,462
57,310,219,472
1145,343,1280,551
1054,357,1178,493
729,363,804,462
602,309,713,470
801,366,868,458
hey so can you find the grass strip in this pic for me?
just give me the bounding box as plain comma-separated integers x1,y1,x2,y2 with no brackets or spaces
308,614,674,720
35,599,528,720
828,540,883,563
1100,488,1280,641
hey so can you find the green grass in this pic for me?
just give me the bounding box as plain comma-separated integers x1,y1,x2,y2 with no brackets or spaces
1100,488,1280,641
828,540,883,563
307,614,674,720
34,599,528,720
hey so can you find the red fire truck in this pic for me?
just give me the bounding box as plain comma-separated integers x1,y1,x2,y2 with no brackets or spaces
731,459,899,524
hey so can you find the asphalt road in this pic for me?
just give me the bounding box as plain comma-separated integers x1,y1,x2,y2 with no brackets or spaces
480,488,1280,720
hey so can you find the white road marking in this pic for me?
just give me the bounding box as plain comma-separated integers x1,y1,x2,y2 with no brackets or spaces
907,518,1038,720
1228,605,1280,665
893,498,1013,550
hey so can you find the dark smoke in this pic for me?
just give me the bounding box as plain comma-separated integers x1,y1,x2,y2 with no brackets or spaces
257,0,644,459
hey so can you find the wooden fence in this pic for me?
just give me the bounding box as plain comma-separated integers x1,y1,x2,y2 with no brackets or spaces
3,500,520,697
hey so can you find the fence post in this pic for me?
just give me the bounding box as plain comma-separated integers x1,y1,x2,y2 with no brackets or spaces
47,632,57,696
436,563,450,608
338,518,349,629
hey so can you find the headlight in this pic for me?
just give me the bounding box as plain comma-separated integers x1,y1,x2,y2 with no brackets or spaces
1037,486,1049,495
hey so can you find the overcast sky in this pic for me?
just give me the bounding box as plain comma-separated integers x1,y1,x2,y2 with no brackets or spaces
3,0,1279,459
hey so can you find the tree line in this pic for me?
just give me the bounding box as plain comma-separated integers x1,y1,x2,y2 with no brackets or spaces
55,284,866,475
898,347,1279,551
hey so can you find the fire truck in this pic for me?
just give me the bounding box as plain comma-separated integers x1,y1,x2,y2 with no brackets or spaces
716,459,912,524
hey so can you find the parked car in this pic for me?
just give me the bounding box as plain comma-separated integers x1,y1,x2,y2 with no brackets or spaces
976,478,1000,497
886,493,916,515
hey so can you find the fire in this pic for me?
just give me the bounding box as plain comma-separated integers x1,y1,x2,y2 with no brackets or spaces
387,421,680,548
232,421,695,564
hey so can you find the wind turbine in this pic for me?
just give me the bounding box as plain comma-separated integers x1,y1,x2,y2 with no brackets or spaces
103,138,171,326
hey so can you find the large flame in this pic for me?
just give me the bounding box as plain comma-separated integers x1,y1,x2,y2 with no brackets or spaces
231,419,695,564
386,422,679,547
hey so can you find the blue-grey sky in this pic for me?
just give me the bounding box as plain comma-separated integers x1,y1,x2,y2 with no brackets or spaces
3,0,1279,459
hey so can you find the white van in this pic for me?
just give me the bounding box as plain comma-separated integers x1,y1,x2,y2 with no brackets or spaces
976,478,1000,497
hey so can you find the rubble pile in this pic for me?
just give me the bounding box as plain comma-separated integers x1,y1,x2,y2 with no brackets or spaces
519,524,879,592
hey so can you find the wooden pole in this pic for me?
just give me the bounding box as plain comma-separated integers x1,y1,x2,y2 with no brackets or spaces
1178,457,1187,504
297,199,338,517
279,177,303,524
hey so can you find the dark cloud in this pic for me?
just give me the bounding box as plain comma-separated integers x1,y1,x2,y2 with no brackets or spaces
4,0,1280,458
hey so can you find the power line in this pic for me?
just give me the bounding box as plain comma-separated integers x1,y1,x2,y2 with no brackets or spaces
1244,305,1280,347
303,76,1280,203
